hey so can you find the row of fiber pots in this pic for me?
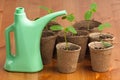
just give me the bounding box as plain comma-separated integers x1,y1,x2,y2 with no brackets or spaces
39,3,115,73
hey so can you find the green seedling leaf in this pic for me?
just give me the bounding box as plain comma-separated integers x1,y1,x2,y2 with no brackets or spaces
84,2,97,20
90,3,97,12
102,41,112,48
98,23,111,31
65,26,77,34
39,6,54,14
98,25,104,31
102,23,111,27
50,25,63,31
62,14,75,22
84,10,92,20
66,14,75,22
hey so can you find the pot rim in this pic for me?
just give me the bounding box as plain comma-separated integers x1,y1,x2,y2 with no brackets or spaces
58,30,89,38
77,20,102,23
56,42,81,52
88,41,114,51
89,32,115,40
42,31,57,39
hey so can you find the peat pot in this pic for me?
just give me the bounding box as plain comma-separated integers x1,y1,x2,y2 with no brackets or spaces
56,42,81,73
41,31,57,65
88,42,114,72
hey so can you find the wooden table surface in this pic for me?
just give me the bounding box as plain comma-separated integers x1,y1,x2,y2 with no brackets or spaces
0,44,120,80
0,0,120,80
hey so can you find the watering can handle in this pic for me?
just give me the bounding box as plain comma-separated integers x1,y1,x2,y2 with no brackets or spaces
5,24,14,58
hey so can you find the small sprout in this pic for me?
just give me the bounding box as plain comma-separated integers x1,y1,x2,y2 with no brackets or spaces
102,41,112,48
84,2,97,30
50,25,77,50
50,13,76,50
84,3,97,20
62,14,75,22
90,3,97,12
84,10,93,20
98,23,112,48
98,23,111,31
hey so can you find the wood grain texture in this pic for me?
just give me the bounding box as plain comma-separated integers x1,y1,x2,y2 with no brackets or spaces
0,0,120,80
0,0,5,47
0,45,120,80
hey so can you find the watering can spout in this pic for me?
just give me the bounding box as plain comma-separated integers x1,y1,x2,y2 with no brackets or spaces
35,10,67,30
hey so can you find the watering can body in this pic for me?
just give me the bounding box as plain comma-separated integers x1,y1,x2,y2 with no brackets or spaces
4,7,67,72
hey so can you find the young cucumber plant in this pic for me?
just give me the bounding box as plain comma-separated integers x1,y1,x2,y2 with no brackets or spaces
98,23,112,48
84,3,97,30
50,25,77,50
50,14,77,50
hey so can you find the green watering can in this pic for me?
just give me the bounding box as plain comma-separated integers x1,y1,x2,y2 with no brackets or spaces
4,7,67,72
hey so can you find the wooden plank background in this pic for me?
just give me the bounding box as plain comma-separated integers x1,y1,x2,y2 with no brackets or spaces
0,0,120,80
0,0,119,47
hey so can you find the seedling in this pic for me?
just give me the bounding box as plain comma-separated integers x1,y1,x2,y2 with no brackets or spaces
84,3,97,30
50,14,77,50
97,23,112,48
98,23,111,31
50,25,77,50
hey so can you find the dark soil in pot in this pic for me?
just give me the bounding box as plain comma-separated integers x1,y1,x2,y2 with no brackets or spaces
73,20,101,33
41,31,57,65
89,32,115,43
56,42,81,73
86,32,114,58
88,41,114,72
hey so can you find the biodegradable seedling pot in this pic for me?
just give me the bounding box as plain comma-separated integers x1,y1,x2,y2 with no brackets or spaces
89,32,115,43
41,31,57,65
73,20,101,33
88,42,114,72
67,30,89,62
86,23,113,56
56,42,81,73
44,21,61,59
55,30,88,62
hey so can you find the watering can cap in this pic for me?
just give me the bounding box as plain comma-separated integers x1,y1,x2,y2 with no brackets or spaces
15,7,24,13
